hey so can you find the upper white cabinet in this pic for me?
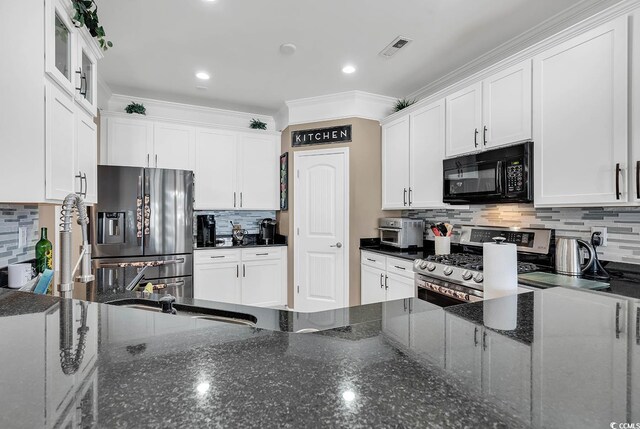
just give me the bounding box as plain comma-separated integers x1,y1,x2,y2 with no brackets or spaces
446,60,532,157
75,110,98,204
381,100,446,210
153,122,195,170
75,35,99,116
446,82,483,157
631,301,640,421
533,17,628,207
102,114,280,210
0,0,101,203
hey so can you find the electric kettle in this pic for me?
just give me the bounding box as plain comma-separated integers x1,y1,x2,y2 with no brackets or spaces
555,237,596,276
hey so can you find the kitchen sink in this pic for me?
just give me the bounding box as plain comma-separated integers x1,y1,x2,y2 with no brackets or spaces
106,299,258,326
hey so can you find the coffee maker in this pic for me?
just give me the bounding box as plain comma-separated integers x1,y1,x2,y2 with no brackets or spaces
259,218,277,245
196,215,216,248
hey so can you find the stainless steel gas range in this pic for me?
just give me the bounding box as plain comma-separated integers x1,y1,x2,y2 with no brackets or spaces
414,225,554,306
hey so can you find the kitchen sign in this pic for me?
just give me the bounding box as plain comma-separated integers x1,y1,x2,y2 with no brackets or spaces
291,125,352,147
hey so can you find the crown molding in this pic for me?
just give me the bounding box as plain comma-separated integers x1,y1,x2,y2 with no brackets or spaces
104,93,276,130
406,0,632,103
381,0,638,124
284,90,397,127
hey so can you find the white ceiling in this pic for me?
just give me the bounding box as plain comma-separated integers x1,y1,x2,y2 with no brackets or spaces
96,0,615,115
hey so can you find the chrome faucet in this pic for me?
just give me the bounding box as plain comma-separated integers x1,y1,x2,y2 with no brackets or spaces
59,193,94,299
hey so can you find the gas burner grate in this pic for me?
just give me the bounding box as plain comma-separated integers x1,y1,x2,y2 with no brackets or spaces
425,253,538,274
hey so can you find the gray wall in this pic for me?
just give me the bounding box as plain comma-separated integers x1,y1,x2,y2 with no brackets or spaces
403,204,640,264
0,204,39,268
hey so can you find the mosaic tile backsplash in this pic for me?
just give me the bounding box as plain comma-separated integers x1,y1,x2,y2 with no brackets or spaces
194,210,277,236
403,204,640,264
0,204,39,268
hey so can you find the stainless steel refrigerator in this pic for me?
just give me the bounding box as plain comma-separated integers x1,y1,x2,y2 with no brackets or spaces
90,166,194,298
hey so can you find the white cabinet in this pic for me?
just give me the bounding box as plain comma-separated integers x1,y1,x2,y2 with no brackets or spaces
45,0,76,95
381,116,411,209
410,304,445,368
153,122,195,171
104,116,154,168
238,134,280,210
381,100,446,209
194,128,237,209
446,60,532,157
533,17,628,207
382,299,411,347
194,247,286,307
631,302,640,421
75,35,99,116
360,251,415,305
45,82,76,201
445,313,482,390
446,82,483,157
75,110,98,204
533,288,627,428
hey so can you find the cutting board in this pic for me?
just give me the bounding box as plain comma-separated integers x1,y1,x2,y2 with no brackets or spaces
518,272,610,290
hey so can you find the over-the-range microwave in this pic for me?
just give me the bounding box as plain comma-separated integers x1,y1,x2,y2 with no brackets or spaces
443,142,533,205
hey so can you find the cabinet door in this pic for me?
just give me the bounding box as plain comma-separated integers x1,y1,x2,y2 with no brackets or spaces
386,272,415,301
105,117,154,167
533,288,627,428
45,0,75,94
445,82,483,157
75,111,98,204
533,17,628,206
409,100,446,208
46,83,76,201
482,60,532,148
238,134,279,210
75,35,98,116
360,264,386,305
194,262,241,304
382,116,411,209
482,330,531,423
410,304,445,368
153,122,195,171
632,302,640,421
382,299,410,347
194,128,237,209
242,259,283,307
445,313,482,390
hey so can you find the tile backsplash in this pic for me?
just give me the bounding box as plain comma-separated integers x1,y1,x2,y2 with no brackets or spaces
403,204,640,264
0,204,39,268
194,210,277,236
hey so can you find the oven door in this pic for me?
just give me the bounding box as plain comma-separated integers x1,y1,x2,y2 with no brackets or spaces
379,227,402,248
443,159,503,204
416,275,482,307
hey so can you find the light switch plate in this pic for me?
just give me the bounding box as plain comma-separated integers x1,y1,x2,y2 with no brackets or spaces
590,226,607,247
18,227,28,247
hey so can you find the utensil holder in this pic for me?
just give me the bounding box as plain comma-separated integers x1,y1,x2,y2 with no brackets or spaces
434,236,451,255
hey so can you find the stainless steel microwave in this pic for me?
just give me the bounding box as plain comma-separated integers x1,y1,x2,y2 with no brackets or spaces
443,142,533,205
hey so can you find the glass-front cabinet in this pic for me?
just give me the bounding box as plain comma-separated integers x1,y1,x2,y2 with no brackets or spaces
46,0,76,93
76,36,98,115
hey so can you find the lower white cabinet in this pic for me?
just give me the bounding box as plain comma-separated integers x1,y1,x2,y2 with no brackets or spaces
194,247,286,307
360,250,415,305
445,313,483,390
382,299,411,347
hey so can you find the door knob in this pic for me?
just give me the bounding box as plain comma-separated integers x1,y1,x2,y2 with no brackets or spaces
330,242,343,248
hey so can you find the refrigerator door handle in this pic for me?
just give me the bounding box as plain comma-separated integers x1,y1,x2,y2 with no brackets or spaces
136,174,144,241
144,174,151,241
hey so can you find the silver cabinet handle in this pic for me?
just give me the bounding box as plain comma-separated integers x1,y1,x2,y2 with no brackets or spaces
234,192,237,208
155,154,158,167
636,306,639,345
394,265,406,270
384,275,388,290
403,188,407,206
483,126,488,146
243,264,246,278
482,330,487,351
75,171,83,196
615,302,622,339
210,255,225,259
255,253,269,256
81,173,87,198
474,128,479,147
408,187,412,206
366,258,376,262
474,327,479,347
236,264,239,278
380,273,384,288
240,192,243,208
330,242,342,248
147,154,150,167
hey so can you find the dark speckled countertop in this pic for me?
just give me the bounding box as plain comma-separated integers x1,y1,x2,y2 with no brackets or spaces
1,284,639,428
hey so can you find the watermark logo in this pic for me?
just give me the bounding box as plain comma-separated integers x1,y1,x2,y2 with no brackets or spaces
610,423,640,429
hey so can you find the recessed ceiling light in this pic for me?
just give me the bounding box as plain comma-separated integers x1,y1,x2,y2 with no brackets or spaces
196,72,210,80
280,43,297,55
203,0,216,2
342,65,356,74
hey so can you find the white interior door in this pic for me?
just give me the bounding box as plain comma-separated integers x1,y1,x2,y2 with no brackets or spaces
295,149,348,312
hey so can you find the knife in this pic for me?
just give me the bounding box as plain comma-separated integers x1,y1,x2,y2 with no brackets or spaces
437,223,448,237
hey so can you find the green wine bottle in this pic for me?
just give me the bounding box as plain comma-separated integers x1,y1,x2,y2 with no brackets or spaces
35,227,53,274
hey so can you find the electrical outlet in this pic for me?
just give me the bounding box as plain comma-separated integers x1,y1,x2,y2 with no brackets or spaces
18,227,28,247
590,226,607,247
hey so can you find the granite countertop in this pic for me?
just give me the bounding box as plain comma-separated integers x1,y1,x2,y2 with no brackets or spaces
1,284,639,428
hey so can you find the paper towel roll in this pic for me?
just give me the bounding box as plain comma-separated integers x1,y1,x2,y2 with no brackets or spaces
483,239,518,299
483,293,518,331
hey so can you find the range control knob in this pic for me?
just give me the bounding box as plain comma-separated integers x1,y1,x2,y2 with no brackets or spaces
461,270,473,281
426,263,436,272
473,273,484,283
443,266,453,276
419,261,428,270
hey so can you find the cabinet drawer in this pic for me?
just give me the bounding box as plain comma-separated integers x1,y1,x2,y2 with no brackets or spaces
386,257,415,279
241,247,283,261
361,251,386,269
194,249,241,265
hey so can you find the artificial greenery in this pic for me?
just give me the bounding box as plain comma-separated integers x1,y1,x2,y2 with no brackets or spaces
125,102,146,115
71,0,112,51
250,119,268,130
393,98,417,112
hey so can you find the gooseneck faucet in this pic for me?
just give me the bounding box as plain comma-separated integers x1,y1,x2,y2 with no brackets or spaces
59,193,94,299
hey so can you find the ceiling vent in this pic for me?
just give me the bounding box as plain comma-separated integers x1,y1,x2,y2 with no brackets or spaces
379,36,412,58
